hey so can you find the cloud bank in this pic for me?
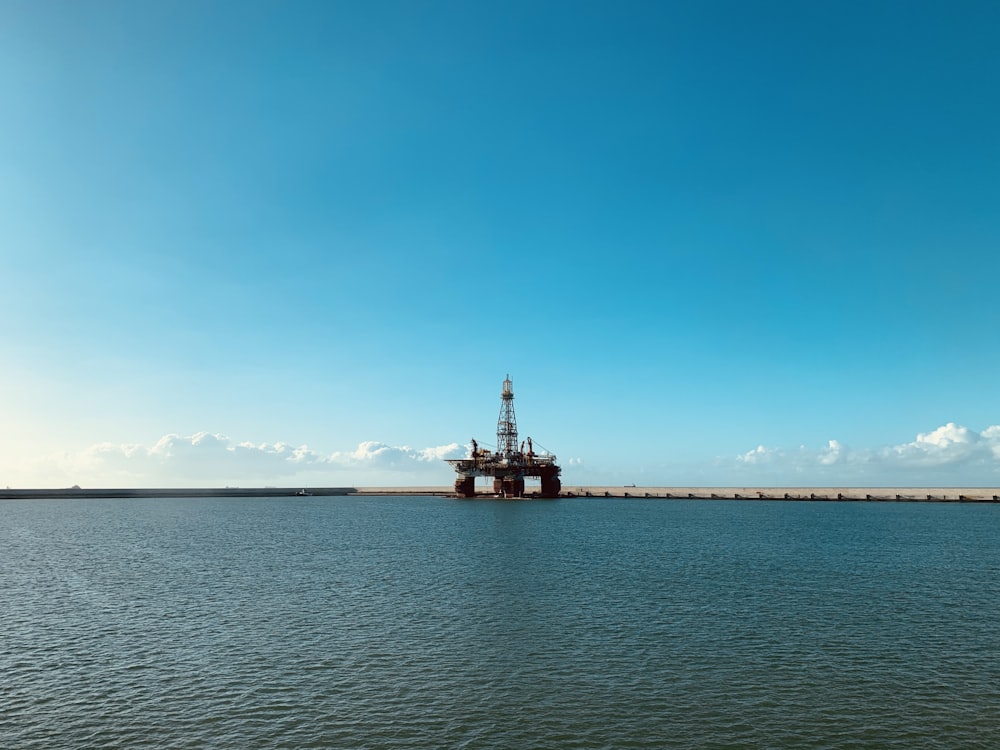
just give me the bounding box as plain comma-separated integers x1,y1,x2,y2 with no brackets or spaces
731,422,1000,485
41,433,465,487
16,422,1000,489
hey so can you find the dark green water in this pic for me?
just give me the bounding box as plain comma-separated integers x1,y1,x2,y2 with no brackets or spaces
2,496,999,748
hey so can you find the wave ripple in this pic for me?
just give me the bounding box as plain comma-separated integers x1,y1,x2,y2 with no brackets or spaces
3,496,1000,748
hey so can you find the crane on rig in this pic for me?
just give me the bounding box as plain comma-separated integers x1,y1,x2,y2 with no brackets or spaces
446,375,562,498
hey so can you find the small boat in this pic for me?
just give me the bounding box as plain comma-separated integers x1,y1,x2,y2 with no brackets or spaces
294,489,312,496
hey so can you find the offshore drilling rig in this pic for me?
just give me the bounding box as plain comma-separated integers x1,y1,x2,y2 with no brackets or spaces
446,375,562,498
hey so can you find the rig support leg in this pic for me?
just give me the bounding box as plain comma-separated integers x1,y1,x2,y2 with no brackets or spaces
501,477,525,498
540,468,561,498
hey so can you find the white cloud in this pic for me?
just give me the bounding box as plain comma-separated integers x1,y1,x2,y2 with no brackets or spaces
35,433,466,488
818,439,845,466
15,423,1000,489
730,422,1000,484
330,440,464,468
418,443,465,461
915,422,977,447
737,445,771,464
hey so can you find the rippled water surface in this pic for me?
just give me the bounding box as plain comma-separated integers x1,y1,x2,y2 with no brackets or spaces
3,496,1000,748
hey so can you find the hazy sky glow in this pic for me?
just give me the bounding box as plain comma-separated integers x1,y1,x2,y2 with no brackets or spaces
2,1,999,487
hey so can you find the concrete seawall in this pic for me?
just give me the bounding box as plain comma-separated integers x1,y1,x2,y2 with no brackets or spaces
558,486,1000,502
0,487,358,500
361,486,1000,501
2,486,999,501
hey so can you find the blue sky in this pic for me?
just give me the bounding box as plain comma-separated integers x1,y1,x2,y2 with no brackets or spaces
2,0,999,488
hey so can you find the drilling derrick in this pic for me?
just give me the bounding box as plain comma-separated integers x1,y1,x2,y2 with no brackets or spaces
497,375,518,458
446,375,562,499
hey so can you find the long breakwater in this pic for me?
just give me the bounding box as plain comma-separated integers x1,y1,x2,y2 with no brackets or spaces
1,486,999,501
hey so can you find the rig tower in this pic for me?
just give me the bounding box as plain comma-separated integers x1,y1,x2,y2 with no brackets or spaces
447,375,562,498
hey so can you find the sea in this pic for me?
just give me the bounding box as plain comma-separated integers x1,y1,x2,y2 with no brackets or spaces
2,495,999,749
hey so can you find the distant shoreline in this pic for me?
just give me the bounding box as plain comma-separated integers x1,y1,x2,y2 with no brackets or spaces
1,486,999,502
